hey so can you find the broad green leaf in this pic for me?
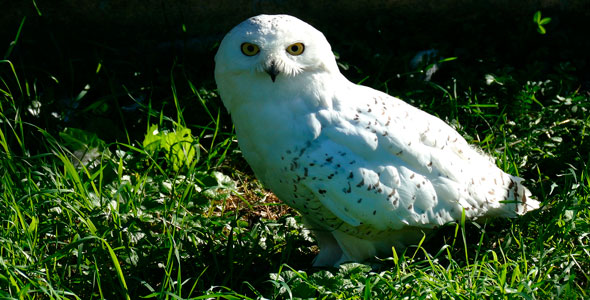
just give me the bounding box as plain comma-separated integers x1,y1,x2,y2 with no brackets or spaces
533,11,541,23
539,17,552,25
143,123,162,152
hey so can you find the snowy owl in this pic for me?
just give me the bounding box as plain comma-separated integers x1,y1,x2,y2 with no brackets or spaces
214,14,540,267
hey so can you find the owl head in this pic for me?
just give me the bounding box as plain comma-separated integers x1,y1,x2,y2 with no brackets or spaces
214,15,340,110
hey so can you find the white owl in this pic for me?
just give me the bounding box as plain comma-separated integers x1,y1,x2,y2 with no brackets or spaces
214,14,540,267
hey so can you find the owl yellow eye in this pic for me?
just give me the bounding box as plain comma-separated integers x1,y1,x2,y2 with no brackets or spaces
241,43,260,56
286,43,305,55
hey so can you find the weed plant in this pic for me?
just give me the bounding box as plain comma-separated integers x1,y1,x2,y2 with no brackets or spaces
1,9,589,299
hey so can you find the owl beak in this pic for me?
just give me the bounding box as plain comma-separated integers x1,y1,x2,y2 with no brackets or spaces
265,61,280,82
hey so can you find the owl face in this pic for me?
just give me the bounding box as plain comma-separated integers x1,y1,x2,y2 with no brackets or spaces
215,15,338,86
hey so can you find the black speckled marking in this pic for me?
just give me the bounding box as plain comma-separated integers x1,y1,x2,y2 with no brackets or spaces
508,179,515,189
344,182,352,193
356,179,364,187
388,189,397,199
299,148,306,157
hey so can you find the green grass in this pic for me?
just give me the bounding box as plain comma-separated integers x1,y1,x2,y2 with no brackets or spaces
1,11,590,299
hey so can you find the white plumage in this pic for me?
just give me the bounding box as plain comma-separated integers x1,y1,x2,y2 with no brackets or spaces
214,14,540,267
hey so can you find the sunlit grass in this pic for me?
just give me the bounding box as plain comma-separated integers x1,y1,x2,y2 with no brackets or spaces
1,15,590,299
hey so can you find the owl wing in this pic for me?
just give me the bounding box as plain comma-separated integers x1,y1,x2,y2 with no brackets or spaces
288,84,539,232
